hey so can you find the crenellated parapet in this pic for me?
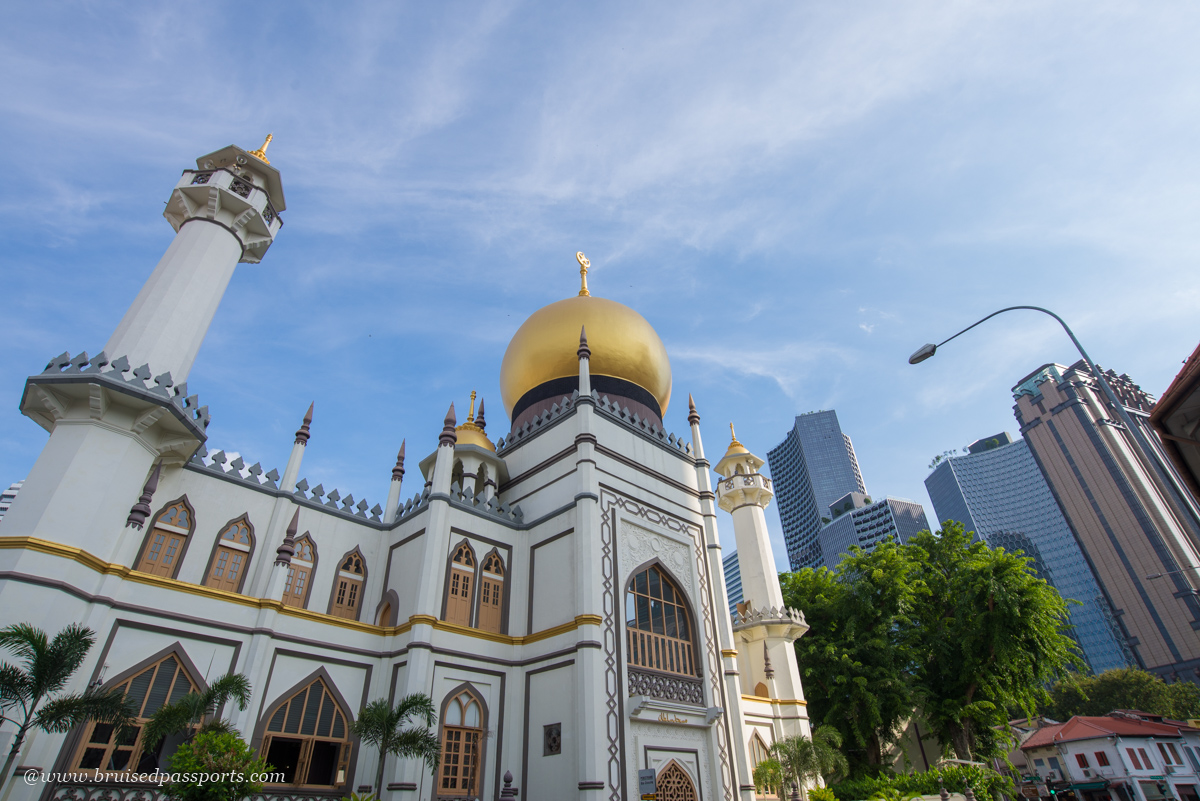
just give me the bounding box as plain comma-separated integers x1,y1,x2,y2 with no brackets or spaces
732,602,810,643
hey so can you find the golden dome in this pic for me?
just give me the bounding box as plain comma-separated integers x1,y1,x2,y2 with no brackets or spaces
500,294,672,417
455,392,495,452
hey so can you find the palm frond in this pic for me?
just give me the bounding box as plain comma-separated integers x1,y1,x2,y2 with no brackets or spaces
0,624,49,670
199,673,252,717
0,663,31,712
388,727,440,771
34,687,133,735
391,693,435,728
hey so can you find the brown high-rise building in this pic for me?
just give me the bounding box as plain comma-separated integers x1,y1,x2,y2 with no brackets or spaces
1013,360,1200,680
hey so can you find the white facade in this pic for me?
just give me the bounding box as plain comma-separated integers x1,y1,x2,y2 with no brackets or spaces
0,143,810,801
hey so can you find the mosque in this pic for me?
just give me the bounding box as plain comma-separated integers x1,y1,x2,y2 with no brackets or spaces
0,139,811,801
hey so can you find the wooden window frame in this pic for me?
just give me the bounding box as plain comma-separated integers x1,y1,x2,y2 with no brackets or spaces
69,645,204,779
476,549,505,634
1095,751,1110,767
282,534,318,609
255,670,354,791
202,514,256,593
749,732,778,799
1076,753,1089,769
327,547,368,621
442,540,478,628
133,495,197,579
624,561,700,679
436,683,488,799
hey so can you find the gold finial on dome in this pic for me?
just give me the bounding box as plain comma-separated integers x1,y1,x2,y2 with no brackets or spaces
455,390,495,452
577,252,590,297
730,422,739,444
248,133,273,164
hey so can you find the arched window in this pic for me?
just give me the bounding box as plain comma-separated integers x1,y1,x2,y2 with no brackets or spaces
749,733,779,798
625,565,697,677
754,681,769,698
135,497,194,578
331,549,366,620
377,602,392,626
73,651,198,775
260,677,351,789
205,515,254,593
657,760,698,801
283,535,317,609
445,542,476,626
478,551,505,634
438,687,485,798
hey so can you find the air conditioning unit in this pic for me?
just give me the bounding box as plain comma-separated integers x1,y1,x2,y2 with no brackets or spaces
1082,769,1093,778
1167,765,1179,775
1046,771,1060,782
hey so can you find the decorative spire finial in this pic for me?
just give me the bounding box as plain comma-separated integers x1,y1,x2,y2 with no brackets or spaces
730,422,739,444
440,403,458,447
248,133,273,164
576,251,590,297
476,399,486,432
763,641,775,680
578,325,591,360
688,394,700,425
468,390,477,423
126,462,162,529
295,402,314,445
392,440,406,481
275,509,299,565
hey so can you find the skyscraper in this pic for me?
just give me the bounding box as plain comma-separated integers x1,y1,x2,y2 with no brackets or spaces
816,493,930,570
767,410,866,569
925,432,1133,674
1013,361,1200,680
723,550,744,613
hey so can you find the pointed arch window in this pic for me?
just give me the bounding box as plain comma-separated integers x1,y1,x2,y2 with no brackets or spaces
205,515,254,593
445,542,476,627
478,551,505,634
657,760,698,801
749,732,779,798
331,549,365,620
283,535,316,609
73,652,198,775
260,677,351,788
439,687,485,798
625,565,697,677
135,498,194,578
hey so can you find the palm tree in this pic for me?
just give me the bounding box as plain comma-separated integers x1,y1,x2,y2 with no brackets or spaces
0,623,135,794
753,756,785,798
770,726,849,801
350,694,440,798
139,672,252,765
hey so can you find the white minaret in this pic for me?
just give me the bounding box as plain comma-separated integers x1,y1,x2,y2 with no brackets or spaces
713,425,811,744
8,139,285,562
104,136,285,382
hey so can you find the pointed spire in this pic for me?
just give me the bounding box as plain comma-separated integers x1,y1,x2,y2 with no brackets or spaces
763,641,775,680
439,403,458,447
392,440,407,482
687,393,700,425
275,509,299,565
476,399,486,432
730,422,739,444
126,462,162,529
248,133,273,164
295,402,314,445
578,325,591,360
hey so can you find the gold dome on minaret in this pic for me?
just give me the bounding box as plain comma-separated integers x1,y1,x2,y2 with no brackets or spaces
499,253,672,418
455,391,495,452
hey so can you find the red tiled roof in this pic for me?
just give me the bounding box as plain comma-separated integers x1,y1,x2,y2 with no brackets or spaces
1151,340,1200,423
1020,716,1188,750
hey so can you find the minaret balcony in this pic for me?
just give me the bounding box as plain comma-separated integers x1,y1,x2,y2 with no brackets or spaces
164,167,283,263
715,472,774,512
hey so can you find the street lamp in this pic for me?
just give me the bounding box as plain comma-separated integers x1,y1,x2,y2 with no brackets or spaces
1146,565,1200,581
909,305,1200,536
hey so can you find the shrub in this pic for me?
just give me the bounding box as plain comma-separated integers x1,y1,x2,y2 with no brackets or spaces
164,730,273,801
827,765,1011,801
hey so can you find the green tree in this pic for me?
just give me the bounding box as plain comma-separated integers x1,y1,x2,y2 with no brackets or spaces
1046,667,1200,720
770,726,850,800
907,523,1082,760
752,756,785,798
350,694,440,798
163,729,271,801
780,544,920,773
0,623,135,794
141,672,252,758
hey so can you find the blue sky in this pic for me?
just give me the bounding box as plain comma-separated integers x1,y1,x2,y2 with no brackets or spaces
2,2,1198,564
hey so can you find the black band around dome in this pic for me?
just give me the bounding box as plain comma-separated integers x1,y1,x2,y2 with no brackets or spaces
512,375,663,422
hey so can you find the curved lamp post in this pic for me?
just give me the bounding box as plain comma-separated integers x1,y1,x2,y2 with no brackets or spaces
909,305,1200,534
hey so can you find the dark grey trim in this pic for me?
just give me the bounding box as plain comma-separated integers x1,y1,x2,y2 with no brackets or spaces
501,444,578,495
596,443,701,499
326,545,369,620
527,528,574,633
575,492,600,502
381,527,426,612
579,781,606,790
521,659,575,797
477,545,512,634
289,532,319,609
375,588,400,626
385,660,408,706
388,782,418,791
133,494,198,580
200,512,256,593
